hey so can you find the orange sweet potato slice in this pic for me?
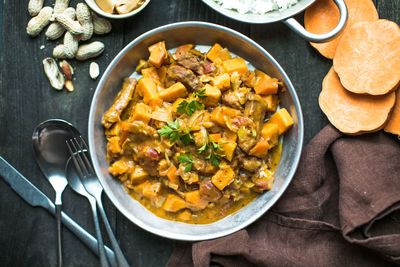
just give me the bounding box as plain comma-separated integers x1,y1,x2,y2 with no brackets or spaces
304,0,378,59
319,68,396,135
384,89,400,136
333,20,400,95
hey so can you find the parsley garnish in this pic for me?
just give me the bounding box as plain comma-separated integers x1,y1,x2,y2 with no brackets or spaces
197,131,226,167
177,153,195,172
157,120,194,145
177,89,207,116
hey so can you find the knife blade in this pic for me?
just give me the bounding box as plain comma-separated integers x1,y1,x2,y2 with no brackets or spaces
0,156,117,267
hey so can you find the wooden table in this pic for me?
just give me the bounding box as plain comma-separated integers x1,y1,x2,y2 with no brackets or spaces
0,0,398,266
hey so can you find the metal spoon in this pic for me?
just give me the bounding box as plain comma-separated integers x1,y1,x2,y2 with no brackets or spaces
32,119,80,267
65,158,110,267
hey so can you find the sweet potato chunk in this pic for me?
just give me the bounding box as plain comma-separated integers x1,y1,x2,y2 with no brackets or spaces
165,165,179,186
136,78,162,106
261,122,279,148
333,20,400,95
158,82,188,102
268,108,294,135
219,138,237,161
177,209,192,221
142,181,162,199
210,106,241,127
222,58,248,75
162,194,186,212
142,67,160,85
148,41,167,68
202,84,221,107
109,160,130,176
210,73,231,91
184,190,208,210
207,43,223,62
175,44,194,55
130,103,152,124
107,136,121,154
130,166,149,184
254,70,279,95
249,139,269,158
211,166,235,190
319,68,396,134
263,95,279,112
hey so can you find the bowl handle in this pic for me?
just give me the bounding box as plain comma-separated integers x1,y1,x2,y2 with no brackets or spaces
283,0,348,43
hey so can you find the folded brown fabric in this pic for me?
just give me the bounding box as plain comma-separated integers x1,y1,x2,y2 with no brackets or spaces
167,125,400,267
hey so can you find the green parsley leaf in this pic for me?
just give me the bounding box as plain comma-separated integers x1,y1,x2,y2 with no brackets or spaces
177,101,188,114
198,141,208,153
175,90,206,116
157,120,194,145
180,133,194,145
194,89,207,100
211,154,221,167
167,120,179,130
184,163,193,172
158,126,173,137
187,101,197,116
198,131,226,167
178,153,194,172
177,154,190,163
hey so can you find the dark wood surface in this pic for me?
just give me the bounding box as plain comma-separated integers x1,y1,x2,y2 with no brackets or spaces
0,0,399,266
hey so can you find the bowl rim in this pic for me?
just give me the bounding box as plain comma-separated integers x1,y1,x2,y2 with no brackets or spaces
88,21,304,241
84,0,151,19
201,0,315,24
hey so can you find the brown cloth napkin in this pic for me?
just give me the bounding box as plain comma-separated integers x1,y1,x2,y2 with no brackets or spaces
167,125,400,267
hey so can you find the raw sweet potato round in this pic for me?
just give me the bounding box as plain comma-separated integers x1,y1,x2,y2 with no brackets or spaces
384,89,400,136
319,68,396,135
304,0,378,59
333,20,400,95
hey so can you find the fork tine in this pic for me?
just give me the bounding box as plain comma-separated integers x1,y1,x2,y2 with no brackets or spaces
70,138,89,176
66,140,85,180
78,136,95,174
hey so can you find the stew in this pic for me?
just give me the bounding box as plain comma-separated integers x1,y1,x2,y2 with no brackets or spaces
102,41,294,224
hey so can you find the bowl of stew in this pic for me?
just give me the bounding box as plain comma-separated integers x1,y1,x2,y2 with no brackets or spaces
88,21,304,241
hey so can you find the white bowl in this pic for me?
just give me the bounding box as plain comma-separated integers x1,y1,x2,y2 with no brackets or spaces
85,0,151,19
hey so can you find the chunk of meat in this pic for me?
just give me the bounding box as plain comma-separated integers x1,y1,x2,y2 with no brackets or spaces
222,87,250,110
135,145,161,176
236,149,263,172
242,157,263,172
174,51,216,75
122,121,159,138
102,78,137,128
199,178,222,202
238,94,267,152
166,64,204,91
178,164,200,184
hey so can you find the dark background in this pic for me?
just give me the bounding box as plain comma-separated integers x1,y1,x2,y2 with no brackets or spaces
0,0,398,266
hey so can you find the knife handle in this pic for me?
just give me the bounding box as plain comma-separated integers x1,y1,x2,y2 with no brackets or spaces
57,208,118,267
0,156,117,266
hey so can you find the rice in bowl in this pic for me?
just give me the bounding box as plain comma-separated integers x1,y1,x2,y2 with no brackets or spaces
213,0,299,14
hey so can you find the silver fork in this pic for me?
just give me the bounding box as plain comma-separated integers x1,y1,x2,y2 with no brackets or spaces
66,137,130,267
64,156,109,267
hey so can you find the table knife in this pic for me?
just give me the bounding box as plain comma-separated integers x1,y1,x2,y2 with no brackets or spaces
0,156,117,267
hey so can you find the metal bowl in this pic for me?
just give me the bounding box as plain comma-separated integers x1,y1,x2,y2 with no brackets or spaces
85,0,151,19
88,21,304,241
202,0,348,42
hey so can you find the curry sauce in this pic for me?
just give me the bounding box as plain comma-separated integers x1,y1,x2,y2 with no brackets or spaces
102,41,294,224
